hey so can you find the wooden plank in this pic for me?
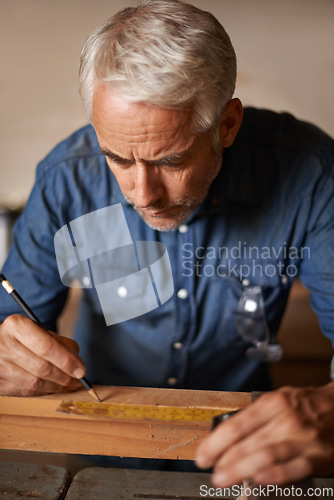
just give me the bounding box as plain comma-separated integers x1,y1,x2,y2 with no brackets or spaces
0,462,70,499
0,386,251,460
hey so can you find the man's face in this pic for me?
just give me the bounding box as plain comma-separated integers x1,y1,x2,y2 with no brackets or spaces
92,82,222,231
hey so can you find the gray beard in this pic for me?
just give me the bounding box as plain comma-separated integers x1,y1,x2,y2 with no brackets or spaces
125,149,222,232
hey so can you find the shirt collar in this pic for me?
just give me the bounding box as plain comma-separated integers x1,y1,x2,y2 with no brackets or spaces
197,113,256,216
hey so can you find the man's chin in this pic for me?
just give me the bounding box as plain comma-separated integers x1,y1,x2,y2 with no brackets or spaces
137,207,192,232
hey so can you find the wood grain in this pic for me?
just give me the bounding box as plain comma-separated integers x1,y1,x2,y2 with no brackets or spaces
0,386,251,459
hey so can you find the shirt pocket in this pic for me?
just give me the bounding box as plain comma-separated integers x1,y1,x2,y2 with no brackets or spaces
226,257,291,360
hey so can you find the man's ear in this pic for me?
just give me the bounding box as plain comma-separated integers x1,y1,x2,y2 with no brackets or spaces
219,98,243,148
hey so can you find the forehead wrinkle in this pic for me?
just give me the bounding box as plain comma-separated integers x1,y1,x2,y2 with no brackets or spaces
93,86,198,158
93,95,194,140
103,133,198,162
101,144,193,164
96,121,193,149
98,119,198,159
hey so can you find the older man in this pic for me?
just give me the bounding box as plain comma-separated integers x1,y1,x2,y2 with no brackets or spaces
0,0,333,487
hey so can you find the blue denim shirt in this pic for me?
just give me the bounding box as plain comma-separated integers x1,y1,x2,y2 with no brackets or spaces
1,108,333,392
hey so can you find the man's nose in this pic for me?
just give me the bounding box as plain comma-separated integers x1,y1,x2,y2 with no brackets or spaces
134,164,164,208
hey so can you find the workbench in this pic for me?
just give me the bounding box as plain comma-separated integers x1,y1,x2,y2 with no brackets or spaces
2,387,333,498
0,386,250,459
1,463,334,499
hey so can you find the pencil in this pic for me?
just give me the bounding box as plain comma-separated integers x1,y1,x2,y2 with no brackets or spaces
0,273,101,402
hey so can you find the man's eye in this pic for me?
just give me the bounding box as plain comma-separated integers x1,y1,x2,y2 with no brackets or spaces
108,157,133,168
165,162,183,170
117,160,133,167
155,159,184,169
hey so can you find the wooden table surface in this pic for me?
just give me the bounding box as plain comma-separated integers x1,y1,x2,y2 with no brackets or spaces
1,463,334,499
0,386,251,460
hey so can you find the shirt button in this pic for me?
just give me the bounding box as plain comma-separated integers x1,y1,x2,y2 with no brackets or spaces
167,377,178,386
281,275,288,285
82,276,91,287
242,279,250,286
178,224,188,233
117,285,128,298
177,288,188,299
173,342,183,350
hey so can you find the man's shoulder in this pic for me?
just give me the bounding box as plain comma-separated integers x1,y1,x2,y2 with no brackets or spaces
242,107,334,156
36,124,101,180
221,108,334,208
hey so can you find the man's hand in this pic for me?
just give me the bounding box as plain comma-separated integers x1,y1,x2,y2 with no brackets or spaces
196,384,334,486
0,314,86,396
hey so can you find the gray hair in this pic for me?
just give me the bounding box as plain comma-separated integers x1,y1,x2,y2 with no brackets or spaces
79,0,237,132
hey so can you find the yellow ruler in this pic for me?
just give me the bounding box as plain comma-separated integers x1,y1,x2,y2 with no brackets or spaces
57,400,234,423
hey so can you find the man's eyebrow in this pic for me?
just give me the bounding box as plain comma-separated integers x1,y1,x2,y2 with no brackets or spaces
100,148,133,165
100,147,191,166
148,150,190,167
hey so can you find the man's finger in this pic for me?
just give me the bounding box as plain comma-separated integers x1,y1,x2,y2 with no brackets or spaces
211,437,311,487
4,315,85,379
0,351,82,388
253,456,313,487
48,332,80,355
0,366,81,397
196,398,271,468
196,391,301,469
213,406,306,467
